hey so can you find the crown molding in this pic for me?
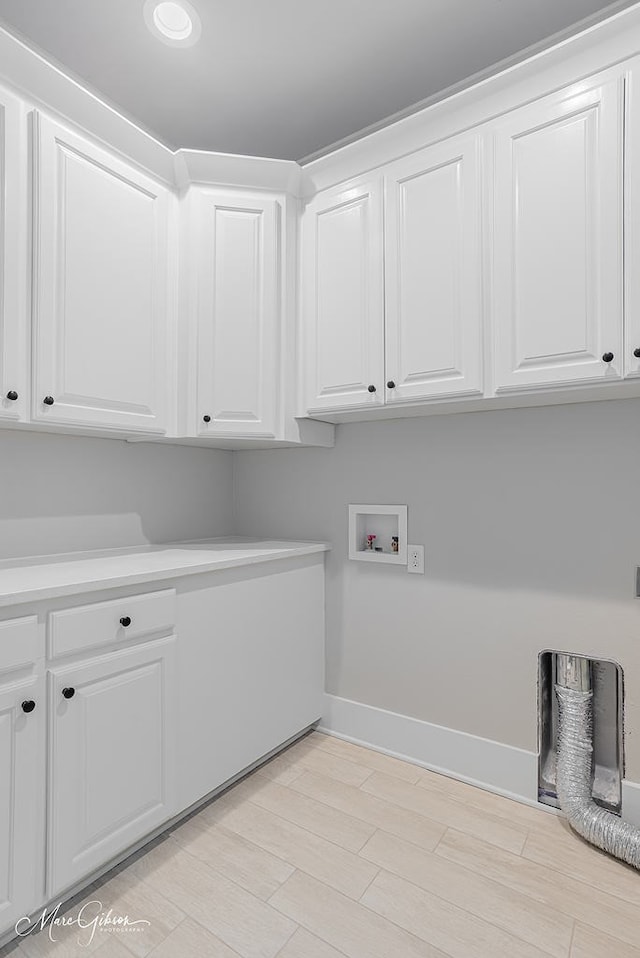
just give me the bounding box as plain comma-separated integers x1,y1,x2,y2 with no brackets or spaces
301,2,640,197
173,149,302,196
0,23,303,195
0,24,176,185
1,5,640,201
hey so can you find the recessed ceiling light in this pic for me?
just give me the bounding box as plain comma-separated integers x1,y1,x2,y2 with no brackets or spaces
144,0,201,47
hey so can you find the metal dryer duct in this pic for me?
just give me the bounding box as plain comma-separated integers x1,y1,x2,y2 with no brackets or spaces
555,654,640,870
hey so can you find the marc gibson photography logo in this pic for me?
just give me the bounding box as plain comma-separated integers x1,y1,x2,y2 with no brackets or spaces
15,899,151,947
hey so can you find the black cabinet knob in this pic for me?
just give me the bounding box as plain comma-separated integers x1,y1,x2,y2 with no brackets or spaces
62,687,75,700
6,390,18,401
634,348,640,359
367,385,376,393
203,415,211,423
21,700,36,714
119,616,132,628
43,396,54,405
602,352,614,363
386,381,396,389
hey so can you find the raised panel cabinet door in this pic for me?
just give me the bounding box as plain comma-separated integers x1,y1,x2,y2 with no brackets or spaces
33,114,171,433
0,675,45,937
385,135,483,402
48,638,177,897
0,87,28,423
492,77,623,391
193,190,280,437
624,62,640,378
302,177,384,412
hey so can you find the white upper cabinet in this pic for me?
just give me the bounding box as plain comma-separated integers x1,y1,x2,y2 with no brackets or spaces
491,77,624,392
302,177,384,412
33,115,172,433
189,189,280,437
384,135,483,403
624,62,640,379
0,87,28,423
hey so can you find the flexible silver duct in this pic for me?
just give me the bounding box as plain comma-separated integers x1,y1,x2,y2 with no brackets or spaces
555,653,640,869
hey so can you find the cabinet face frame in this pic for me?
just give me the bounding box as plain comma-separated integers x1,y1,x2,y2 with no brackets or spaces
190,188,281,438
490,74,624,393
384,134,484,403
0,87,29,423
32,113,171,434
302,176,385,413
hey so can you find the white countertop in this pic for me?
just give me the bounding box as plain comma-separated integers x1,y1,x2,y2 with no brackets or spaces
0,539,329,608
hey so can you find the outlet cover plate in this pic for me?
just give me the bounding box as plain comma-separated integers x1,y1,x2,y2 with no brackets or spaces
408,544,424,574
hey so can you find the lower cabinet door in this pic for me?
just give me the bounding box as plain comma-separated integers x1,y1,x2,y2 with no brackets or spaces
48,638,177,896
0,675,45,938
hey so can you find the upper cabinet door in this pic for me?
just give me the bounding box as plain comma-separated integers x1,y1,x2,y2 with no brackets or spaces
491,78,623,392
385,135,483,403
33,115,171,433
302,177,384,412
0,87,28,423
192,190,280,437
624,63,640,379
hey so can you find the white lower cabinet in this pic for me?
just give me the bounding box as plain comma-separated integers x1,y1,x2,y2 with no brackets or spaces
0,674,45,937
47,638,177,896
0,556,325,943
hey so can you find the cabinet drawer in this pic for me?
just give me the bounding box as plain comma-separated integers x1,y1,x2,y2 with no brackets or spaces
0,616,39,676
49,589,176,659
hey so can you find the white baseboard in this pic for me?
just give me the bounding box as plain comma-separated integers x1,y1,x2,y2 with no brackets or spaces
319,694,640,821
622,779,640,827
319,693,540,806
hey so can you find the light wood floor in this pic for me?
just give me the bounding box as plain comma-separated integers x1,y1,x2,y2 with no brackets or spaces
5,731,640,958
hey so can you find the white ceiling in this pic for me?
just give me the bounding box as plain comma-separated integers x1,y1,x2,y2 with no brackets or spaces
0,0,633,161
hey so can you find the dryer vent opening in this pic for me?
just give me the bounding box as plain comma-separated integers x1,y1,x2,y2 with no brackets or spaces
553,654,640,869
538,651,623,814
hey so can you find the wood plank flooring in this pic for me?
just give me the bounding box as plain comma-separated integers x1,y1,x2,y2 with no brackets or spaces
4,731,639,958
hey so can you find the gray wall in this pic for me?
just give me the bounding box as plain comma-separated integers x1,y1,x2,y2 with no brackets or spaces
0,431,234,560
5,403,640,778
234,398,640,779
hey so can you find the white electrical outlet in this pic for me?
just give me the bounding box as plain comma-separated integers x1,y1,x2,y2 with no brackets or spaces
407,544,424,574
